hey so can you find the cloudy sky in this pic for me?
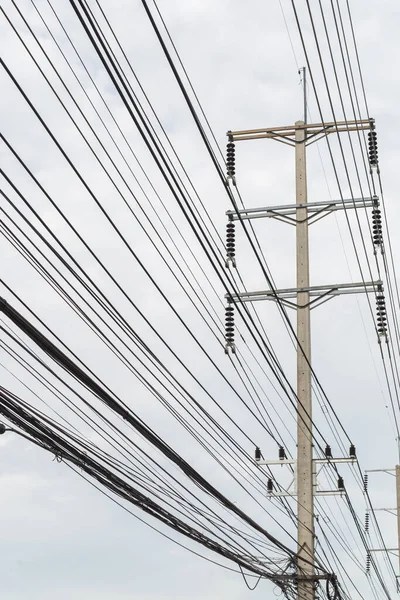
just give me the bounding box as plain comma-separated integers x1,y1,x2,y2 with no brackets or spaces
1,0,400,598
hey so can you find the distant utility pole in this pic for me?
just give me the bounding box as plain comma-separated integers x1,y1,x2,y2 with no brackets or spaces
364,466,400,584
397,465,400,577
224,74,384,599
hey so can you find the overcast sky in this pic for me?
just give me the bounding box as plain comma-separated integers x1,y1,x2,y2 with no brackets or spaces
1,1,400,599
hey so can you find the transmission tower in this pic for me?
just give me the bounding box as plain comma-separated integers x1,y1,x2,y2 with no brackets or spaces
223,103,383,599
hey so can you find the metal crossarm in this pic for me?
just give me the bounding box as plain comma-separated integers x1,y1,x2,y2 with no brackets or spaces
226,196,378,226
228,118,373,147
228,281,382,310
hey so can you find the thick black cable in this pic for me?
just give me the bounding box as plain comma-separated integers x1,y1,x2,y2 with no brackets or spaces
61,0,344,456
0,394,290,580
0,296,305,561
135,0,356,450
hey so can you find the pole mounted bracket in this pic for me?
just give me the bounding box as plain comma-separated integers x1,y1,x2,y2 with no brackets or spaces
255,455,357,498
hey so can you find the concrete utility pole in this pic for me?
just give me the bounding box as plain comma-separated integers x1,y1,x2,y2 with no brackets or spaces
224,107,380,597
295,121,314,600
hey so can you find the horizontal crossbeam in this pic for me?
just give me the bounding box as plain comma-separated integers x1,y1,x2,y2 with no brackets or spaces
272,574,331,581
229,118,372,136
228,281,382,309
268,491,345,498
226,196,378,224
256,457,356,466
228,119,373,146
365,468,395,473
314,457,357,465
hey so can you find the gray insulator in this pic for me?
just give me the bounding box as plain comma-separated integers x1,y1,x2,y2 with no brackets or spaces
376,291,388,337
224,304,236,354
226,140,236,180
225,221,236,268
368,131,379,170
365,512,370,533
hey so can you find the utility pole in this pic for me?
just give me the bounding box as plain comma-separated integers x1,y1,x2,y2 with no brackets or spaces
364,467,400,583
295,120,314,600
224,107,383,596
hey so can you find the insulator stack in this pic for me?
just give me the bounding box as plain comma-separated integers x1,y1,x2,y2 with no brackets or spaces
365,511,370,533
325,444,332,458
371,204,383,249
224,303,236,355
255,446,261,461
349,443,356,458
366,553,371,574
225,220,236,268
226,135,236,183
363,474,368,493
376,287,388,338
368,130,379,171
267,478,274,494
338,476,344,491
279,446,285,460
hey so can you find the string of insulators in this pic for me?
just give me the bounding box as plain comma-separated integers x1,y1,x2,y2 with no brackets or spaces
338,476,344,491
364,474,368,493
365,511,370,533
226,134,236,183
371,198,383,250
225,220,236,268
349,444,356,458
376,285,388,338
267,478,274,494
325,444,332,458
366,553,371,574
368,130,379,172
224,304,236,355
279,446,286,460
255,446,261,461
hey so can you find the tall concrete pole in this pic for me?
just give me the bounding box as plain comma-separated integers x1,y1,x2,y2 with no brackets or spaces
295,120,314,600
